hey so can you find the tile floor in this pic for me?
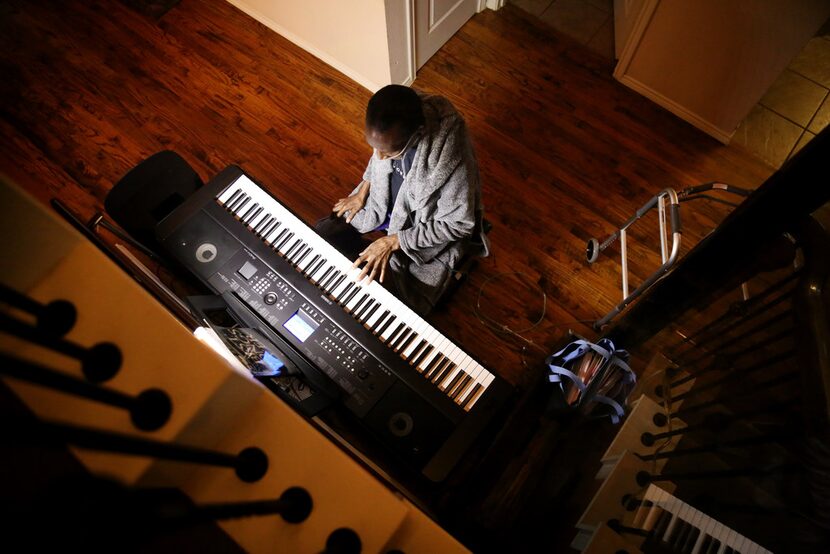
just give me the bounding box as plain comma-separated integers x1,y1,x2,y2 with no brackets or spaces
510,0,615,60
508,0,830,171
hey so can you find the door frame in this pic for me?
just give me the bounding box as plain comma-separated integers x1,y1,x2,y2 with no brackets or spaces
387,0,502,87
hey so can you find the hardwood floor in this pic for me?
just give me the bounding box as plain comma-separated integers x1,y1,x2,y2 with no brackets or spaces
1,0,778,549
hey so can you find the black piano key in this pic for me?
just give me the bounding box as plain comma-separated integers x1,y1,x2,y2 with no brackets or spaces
294,247,311,267
336,282,355,303
708,539,721,554
458,383,482,409
288,244,306,263
405,339,428,362
240,202,259,222
262,220,282,238
292,241,308,261
383,322,405,345
410,343,433,368
245,206,263,224
342,285,361,306
316,266,334,286
272,228,289,246
459,383,482,409
670,519,690,550
374,313,395,336
223,188,243,208
453,377,477,404
724,547,735,554
350,294,369,315
650,509,671,542
263,220,281,240
320,269,340,290
310,258,328,279
254,215,273,235
427,357,450,381
329,274,346,293
361,303,380,324
423,354,446,378
359,299,378,321
303,254,321,275
368,309,390,330
228,193,249,212
317,268,334,289
284,238,302,259
456,373,477,400
396,330,417,353
432,361,456,385
389,326,412,350
426,356,450,381
338,276,354,297
450,373,474,399
398,328,417,350
682,527,700,554
276,232,295,252
278,231,296,251
387,326,408,349
666,518,683,548
232,195,251,214
354,298,374,320
444,370,467,396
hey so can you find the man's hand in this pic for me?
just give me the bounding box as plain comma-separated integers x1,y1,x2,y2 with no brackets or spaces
332,180,370,223
352,234,400,284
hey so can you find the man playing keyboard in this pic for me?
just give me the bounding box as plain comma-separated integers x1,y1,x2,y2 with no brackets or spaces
317,85,489,316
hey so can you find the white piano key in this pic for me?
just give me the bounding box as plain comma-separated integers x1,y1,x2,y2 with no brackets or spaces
310,261,332,282
401,326,428,359
346,290,367,312
446,358,476,395
438,352,468,391
330,276,353,299
466,373,494,410
217,184,241,203
364,307,388,329
688,503,706,554
455,367,483,405
379,317,402,341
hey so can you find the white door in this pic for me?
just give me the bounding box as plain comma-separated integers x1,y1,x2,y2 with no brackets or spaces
415,0,478,69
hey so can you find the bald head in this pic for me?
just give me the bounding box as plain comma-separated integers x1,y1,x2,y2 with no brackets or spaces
365,85,425,151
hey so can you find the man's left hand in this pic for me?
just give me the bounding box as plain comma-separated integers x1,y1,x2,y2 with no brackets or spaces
353,234,400,284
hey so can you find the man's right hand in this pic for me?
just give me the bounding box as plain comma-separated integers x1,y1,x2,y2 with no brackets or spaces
332,180,370,223
333,194,366,223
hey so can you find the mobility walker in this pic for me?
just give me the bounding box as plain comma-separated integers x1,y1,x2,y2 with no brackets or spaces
586,182,752,330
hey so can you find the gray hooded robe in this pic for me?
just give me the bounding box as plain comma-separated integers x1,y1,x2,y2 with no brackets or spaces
347,93,489,315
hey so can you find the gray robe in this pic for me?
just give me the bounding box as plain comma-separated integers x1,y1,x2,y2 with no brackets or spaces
348,93,489,315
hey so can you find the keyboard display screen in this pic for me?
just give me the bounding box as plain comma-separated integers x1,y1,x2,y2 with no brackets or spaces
283,310,318,343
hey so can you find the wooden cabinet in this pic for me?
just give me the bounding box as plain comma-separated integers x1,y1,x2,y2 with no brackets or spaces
613,0,830,143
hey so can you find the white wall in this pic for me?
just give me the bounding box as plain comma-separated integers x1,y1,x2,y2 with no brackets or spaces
226,0,392,91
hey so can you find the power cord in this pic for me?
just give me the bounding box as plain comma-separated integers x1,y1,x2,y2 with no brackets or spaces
472,270,596,358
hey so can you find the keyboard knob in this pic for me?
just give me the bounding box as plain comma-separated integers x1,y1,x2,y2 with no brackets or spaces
264,292,278,305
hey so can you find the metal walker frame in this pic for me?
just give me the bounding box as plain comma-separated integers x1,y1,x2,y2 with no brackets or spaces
587,182,751,330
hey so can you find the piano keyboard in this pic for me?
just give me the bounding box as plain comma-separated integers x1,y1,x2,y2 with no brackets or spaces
633,484,772,554
215,174,496,411
156,166,511,481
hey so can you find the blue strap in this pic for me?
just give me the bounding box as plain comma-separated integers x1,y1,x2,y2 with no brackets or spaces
547,364,587,393
591,394,626,424
546,338,637,423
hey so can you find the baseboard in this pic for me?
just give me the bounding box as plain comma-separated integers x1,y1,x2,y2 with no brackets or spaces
615,74,735,145
224,0,381,92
